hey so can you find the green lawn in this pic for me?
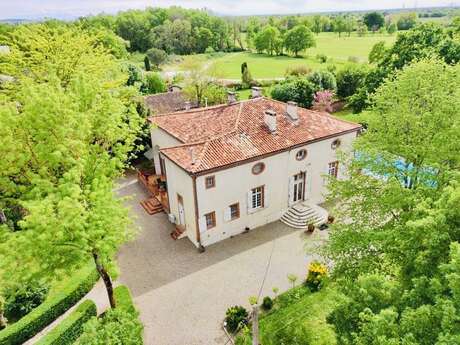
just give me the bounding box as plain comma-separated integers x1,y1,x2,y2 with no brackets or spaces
236,285,341,345
160,32,396,79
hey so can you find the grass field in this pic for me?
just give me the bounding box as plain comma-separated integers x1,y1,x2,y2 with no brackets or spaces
160,32,396,79
236,285,341,345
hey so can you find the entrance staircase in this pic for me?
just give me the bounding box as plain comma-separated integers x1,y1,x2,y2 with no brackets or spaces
140,197,163,215
280,202,328,230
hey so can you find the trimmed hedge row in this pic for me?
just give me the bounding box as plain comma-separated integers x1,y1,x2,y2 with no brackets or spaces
35,300,96,345
113,285,136,315
0,265,99,345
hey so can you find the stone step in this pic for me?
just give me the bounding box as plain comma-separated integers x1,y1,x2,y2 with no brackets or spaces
280,202,328,230
140,198,164,215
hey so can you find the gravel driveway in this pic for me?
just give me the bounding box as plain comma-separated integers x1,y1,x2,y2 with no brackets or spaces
116,174,326,345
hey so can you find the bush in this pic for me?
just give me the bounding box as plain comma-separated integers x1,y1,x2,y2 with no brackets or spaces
0,265,98,345
77,308,142,345
0,297,7,330
307,70,337,91
336,64,368,99
305,261,328,292
36,300,97,345
146,48,167,69
271,78,316,108
141,72,166,95
225,306,248,333
316,54,328,63
5,283,49,321
262,296,273,311
348,56,360,63
76,285,142,345
285,65,310,77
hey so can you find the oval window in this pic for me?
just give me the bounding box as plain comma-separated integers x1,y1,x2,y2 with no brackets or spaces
296,149,307,161
331,139,341,150
252,162,265,175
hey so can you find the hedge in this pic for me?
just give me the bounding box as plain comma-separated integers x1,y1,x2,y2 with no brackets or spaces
35,300,96,345
113,285,136,315
0,265,99,345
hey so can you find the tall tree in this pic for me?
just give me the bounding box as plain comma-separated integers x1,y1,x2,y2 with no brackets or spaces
0,24,142,308
363,11,385,32
283,25,315,57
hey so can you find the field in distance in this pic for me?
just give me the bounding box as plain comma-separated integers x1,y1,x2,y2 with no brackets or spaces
160,32,396,79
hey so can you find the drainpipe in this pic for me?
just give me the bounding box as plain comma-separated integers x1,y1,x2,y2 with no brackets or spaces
192,175,205,253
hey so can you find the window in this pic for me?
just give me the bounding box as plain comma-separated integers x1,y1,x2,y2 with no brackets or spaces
296,149,307,161
252,162,265,175
205,176,215,189
251,186,264,209
229,203,240,220
328,161,339,178
331,139,341,149
204,212,216,229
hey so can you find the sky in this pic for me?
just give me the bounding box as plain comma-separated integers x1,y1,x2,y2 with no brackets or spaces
0,0,456,20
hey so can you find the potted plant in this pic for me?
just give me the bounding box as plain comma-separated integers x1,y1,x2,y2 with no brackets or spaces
307,223,315,233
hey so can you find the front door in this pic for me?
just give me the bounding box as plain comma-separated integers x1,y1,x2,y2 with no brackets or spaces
290,172,306,205
177,194,185,226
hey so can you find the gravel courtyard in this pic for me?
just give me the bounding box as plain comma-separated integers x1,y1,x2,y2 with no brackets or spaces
116,174,326,345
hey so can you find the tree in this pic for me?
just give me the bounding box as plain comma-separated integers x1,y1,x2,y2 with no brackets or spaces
283,25,315,57
387,22,397,34
312,15,322,35
344,16,356,37
241,62,253,88
363,12,385,32
114,9,152,51
196,27,213,53
336,64,368,98
144,56,151,71
324,59,460,344
253,25,281,55
307,70,337,91
397,13,417,30
368,41,387,64
356,22,368,36
146,47,168,69
333,16,347,37
0,24,142,309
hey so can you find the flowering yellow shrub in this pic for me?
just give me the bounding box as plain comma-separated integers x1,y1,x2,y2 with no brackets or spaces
305,261,328,291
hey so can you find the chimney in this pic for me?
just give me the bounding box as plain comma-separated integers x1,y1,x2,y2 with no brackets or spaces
251,86,262,98
286,101,299,123
184,101,191,110
264,109,277,133
227,91,237,104
189,147,196,165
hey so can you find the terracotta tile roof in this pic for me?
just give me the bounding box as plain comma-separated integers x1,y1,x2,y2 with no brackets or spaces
145,91,196,115
151,97,361,174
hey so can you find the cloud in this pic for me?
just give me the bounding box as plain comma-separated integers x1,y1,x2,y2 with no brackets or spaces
0,0,452,19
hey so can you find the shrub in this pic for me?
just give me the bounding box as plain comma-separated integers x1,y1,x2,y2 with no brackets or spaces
348,56,360,63
76,285,142,345
5,282,49,321
285,65,310,77
271,78,316,108
36,300,97,345
141,72,166,95
0,297,7,330
225,306,248,333
336,64,368,99
76,308,142,345
305,261,328,292
262,296,273,311
0,265,98,345
316,54,328,63
307,70,337,91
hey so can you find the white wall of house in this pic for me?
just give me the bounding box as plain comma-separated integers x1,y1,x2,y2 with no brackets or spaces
195,131,357,247
163,158,199,246
150,127,182,174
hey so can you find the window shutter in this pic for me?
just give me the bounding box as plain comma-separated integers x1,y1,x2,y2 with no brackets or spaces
247,191,254,214
264,186,269,208
199,216,207,232
288,176,295,206
223,207,231,222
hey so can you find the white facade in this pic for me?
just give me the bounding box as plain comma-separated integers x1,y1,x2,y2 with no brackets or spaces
151,125,357,248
